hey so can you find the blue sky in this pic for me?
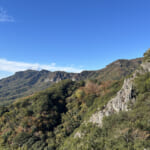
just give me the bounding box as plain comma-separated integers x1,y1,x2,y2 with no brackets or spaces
0,0,149,79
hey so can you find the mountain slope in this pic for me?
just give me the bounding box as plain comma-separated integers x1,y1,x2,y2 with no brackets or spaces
0,70,80,105
59,51,150,150
0,51,149,149
0,79,122,150
0,58,142,105
0,79,84,149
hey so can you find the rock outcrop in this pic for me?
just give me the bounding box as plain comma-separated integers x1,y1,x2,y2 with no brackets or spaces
89,52,150,127
141,62,150,72
89,77,136,127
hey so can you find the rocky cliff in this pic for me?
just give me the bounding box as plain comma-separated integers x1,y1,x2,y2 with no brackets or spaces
89,77,136,126
89,51,150,127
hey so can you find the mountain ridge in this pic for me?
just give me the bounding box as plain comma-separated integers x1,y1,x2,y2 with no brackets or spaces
0,58,142,105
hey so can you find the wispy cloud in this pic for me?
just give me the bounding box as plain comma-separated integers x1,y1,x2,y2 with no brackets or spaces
0,58,83,73
0,7,14,22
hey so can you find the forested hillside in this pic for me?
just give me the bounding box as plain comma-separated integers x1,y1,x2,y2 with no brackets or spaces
0,79,122,150
0,51,149,150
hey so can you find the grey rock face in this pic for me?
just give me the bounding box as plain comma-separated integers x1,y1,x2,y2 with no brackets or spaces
89,60,150,127
89,77,135,127
141,62,150,72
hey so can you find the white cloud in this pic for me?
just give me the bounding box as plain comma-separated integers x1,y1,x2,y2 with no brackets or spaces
0,58,83,73
0,7,14,22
